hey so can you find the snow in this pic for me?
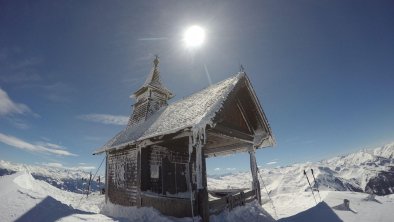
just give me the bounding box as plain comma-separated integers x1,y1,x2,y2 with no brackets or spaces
1,143,393,221
0,169,276,222
277,192,394,222
210,200,275,222
95,73,271,154
0,160,103,193
0,172,105,222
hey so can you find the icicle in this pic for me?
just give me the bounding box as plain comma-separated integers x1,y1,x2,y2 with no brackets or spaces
196,140,202,189
190,125,207,190
188,136,193,161
249,148,258,189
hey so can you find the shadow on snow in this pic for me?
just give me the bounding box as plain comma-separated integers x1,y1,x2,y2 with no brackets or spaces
15,196,94,222
278,202,343,222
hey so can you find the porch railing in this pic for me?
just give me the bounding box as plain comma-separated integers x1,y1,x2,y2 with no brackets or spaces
208,189,258,215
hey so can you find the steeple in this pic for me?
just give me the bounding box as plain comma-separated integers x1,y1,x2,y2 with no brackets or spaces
128,56,173,126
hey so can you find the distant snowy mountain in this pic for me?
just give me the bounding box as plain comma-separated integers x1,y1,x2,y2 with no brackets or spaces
1,143,393,196
208,143,394,196
0,160,103,193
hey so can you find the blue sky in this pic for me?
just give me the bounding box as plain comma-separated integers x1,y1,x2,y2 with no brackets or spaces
0,0,393,175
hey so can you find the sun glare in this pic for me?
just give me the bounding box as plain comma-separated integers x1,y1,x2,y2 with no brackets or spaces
183,25,205,48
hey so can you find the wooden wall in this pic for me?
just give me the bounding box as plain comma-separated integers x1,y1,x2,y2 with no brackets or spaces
107,146,140,206
141,144,190,195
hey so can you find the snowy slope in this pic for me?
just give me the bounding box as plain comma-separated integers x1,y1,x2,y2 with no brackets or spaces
0,172,109,222
0,171,274,222
276,191,394,222
0,160,103,193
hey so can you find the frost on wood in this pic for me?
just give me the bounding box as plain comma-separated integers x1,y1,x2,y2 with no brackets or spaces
190,126,207,190
95,73,242,154
107,148,139,206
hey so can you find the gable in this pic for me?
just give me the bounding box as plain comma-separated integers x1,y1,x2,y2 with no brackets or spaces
94,73,274,154
214,96,253,135
211,75,274,148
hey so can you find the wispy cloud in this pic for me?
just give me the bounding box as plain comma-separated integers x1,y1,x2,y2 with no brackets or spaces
0,47,43,84
138,37,167,41
74,165,96,171
214,167,237,172
0,133,77,156
266,161,277,165
6,117,30,129
40,82,75,103
40,162,95,171
0,88,33,116
78,114,129,125
41,162,64,168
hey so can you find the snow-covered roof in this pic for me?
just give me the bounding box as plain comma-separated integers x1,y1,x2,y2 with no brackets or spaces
94,73,273,154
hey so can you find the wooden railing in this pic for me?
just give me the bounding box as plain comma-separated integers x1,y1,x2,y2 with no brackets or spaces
208,189,257,215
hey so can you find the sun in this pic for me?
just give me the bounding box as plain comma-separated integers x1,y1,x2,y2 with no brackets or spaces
183,25,205,48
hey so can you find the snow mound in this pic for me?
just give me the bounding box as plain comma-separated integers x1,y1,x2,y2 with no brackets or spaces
101,202,183,222
13,172,35,190
211,200,275,222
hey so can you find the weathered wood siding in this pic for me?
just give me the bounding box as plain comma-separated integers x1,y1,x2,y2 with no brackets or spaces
107,147,139,206
141,145,189,195
141,194,195,218
130,99,149,125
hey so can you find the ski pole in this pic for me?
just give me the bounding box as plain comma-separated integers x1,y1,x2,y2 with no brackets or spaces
257,166,278,219
303,170,317,205
311,169,322,202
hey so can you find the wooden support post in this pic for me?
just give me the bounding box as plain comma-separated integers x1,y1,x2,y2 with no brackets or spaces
249,148,261,205
137,148,142,207
198,149,209,222
87,171,92,197
105,154,109,203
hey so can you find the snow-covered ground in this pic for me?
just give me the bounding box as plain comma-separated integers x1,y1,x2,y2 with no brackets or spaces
0,171,274,222
0,160,103,194
276,191,394,222
1,171,393,222
0,143,393,221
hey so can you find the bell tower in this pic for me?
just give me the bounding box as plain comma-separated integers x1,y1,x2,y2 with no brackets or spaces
128,55,173,126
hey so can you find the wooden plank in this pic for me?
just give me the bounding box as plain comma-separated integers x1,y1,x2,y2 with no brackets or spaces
137,130,191,148
204,142,253,157
212,124,254,142
208,189,258,215
243,190,256,199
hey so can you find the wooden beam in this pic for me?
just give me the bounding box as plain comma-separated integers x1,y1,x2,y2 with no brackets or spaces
204,142,253,157
236,98,254,134
137,130,192,148
208,124,254,143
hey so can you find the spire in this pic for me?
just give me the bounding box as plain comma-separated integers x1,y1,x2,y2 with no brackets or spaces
128,55,174,126
143,55,161,86
132,55,173,99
